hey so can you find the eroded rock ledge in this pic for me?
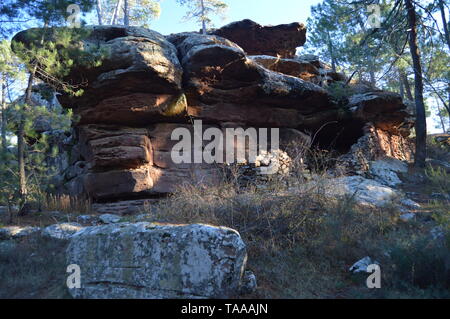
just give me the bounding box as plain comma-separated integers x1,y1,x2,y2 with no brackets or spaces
12,20,414,210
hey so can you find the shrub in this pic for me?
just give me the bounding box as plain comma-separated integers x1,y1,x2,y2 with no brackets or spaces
326,82,353,106
385,233,450,294
427,136,450,162
425,166,450,195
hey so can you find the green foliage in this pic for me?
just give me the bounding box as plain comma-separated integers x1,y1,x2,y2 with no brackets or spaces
0,0,94,26
177,0,228,32
0,83,72,209
387,234,450,292
326,82,354,105
12,27,106,97
305,0,450,133
126,0,161,27
0,40,22,77
426,166,450,194
99,0,161,27
0,147,17,208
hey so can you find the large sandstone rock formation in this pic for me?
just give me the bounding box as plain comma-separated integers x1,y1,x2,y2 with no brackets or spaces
12,20,414,210
66,223,247,299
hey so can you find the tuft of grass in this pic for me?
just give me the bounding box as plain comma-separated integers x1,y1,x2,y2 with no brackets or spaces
40,194,92,215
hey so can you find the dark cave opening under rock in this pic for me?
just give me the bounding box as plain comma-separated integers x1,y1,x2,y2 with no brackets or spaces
309,119,366,154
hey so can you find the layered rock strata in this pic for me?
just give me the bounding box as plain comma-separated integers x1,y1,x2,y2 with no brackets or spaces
12,21,414,210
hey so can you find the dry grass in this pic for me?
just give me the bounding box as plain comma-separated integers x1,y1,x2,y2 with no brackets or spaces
133,163,431,298
40,194,92,215
1,194,92,227
124,143,450,299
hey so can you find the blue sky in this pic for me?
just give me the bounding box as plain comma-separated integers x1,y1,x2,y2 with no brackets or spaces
150,0,321,35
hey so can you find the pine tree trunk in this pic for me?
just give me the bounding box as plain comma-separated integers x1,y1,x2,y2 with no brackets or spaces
399,70,413,101
436,101,446,133
1,73,7,154
201,0,207,34
405,0,427,168
18,71,34,211
399,70,405,100
96,0,103,25
448,83,450,130
111,0,123,25
124,0,130,26
326,31,336,72
357,15,376,87
369,69,376,87
439,0,450,51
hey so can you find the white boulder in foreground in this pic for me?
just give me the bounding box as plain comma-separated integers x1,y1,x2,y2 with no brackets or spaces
66,223,248,299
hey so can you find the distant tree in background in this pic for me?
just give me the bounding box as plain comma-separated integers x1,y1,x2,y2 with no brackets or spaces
428,0,450,129
305,0,397,87
96,0,161,27
0,40,23,154
177,0,228,34
306,1,343,73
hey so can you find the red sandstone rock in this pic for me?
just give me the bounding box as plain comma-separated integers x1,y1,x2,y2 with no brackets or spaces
349,92,414,136
89,134,153,170
84,167,154,200
76,93,188,126
249,55,320,82
177,33,332,127
212,19,306,58
13,26,184,110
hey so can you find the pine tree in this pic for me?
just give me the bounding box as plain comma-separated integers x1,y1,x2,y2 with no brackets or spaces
0,40,18,154
306,0,443,168
2,0,95,212
177,0,228,34
305,0,396,87
98,0,161,27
